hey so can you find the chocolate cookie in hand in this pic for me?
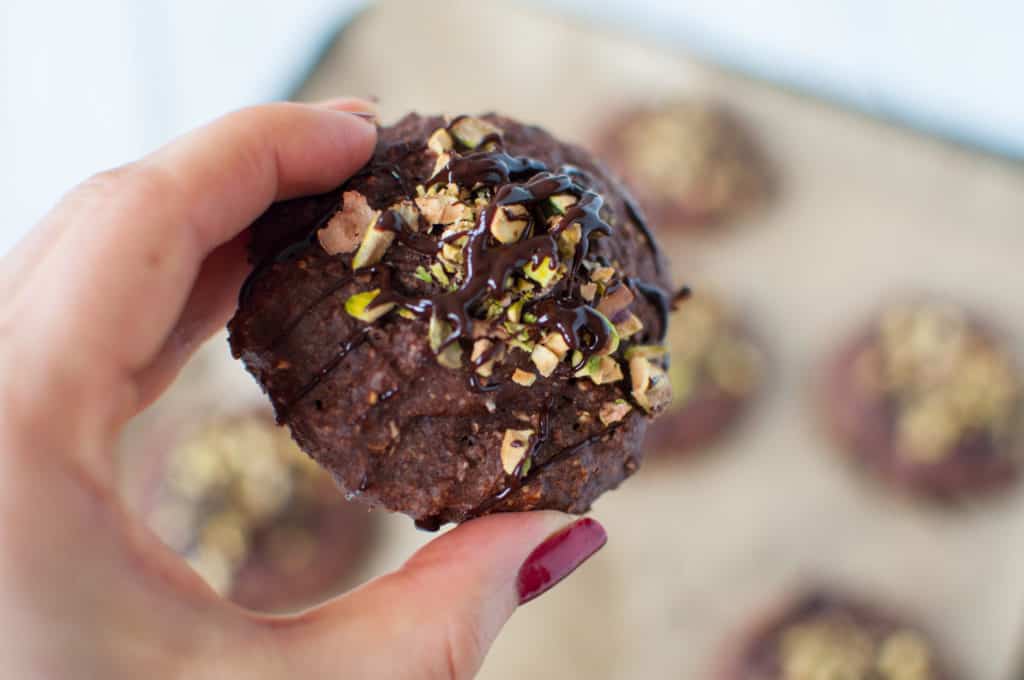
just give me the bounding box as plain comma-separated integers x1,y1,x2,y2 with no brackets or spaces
229,114,675,528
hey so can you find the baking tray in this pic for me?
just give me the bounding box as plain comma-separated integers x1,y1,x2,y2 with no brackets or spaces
121,1,1024,677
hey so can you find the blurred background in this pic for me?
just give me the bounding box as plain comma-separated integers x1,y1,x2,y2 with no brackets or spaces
5,1,1024,679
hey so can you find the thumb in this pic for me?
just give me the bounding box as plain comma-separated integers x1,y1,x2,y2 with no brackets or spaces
273,512,607,680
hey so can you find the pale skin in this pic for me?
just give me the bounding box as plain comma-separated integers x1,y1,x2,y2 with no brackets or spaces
0,99,578,679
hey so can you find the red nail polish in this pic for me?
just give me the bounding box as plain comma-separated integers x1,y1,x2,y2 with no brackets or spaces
517,517,607,605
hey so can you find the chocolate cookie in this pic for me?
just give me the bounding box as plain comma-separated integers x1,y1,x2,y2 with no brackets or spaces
229,113,675,528
140,413,375,612
644,292,762,454
821,300,1022,500
594,101,771,229
721,591,950,680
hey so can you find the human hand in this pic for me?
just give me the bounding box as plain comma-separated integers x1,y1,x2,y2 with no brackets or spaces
0,100,607,679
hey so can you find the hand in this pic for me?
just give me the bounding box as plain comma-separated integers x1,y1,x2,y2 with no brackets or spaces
0,100,607,679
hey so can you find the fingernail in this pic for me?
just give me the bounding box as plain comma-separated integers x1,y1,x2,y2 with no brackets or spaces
516,517,607,605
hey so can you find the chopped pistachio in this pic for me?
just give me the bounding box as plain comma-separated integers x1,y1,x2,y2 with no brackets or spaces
630,356,652,396
506,299,525,323
413,265,433,283
599,399,633,426
631,357,672,413
397,308,416,320
432,151,451,177
531,344,560,378
500,428,533,475
437,342,463,369
512,368,537,387
471,338,493,363
576,355,624,384
427,127,454,153
548,194,577,215
351,219,396,270
580,282,598,302
594,310,621,356
490,205,529,244
317,191,380,256
624,344,667,360
345,289,394,323
542,332,571,359
615,312,644,339
522,312,539,324
428,315,451,353
524,257,560,288
450,116,502,149
557,222,582,257
429,262,450,287
591,266,615,283
570,350,584,368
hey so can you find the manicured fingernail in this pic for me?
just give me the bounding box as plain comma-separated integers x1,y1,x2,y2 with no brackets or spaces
516,517,607,605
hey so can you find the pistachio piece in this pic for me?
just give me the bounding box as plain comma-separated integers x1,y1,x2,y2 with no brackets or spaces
591,266,615,283
413,265,433,283
428,315,451,353
631,357,672,413
557,223,582,259
427,127,454,153
599,399,633,426
512,368,537,387
597,284,635,318
351,217,396,270
531,344,560,378
490,204,529,244
580,282,598,302
548,193,577,215
524,257,560,288
594,310,621,356
437,342,463,369
541,332,571,359
629,356,652,396
506,299,525,323
500,428,534,475
471,339,497,377
318,191,380,256
432,151,452,177
450,116,502,149
615,312,644,339
575,355,624,384
429,262,450,287
624,344,667,360
345,289,395,323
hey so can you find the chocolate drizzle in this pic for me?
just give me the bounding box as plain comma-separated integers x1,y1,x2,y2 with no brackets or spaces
277,329,369,422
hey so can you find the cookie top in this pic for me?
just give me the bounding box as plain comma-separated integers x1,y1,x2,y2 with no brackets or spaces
229,113,675,526
823,299,1022,499
727,591,949,680
594,100,771,229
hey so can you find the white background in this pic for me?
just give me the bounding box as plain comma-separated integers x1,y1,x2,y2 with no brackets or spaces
2,0,1022,257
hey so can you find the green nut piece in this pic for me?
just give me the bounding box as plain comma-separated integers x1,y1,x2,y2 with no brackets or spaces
574,355,624,385
615,312,644,339
345,289,395,323
450,117,502,149
530,344,560,378
490,205,529,244
512,368,537,387
427,127,454,153
548,194,577,216
429,262,451,288
524,257,560,288
413,265,433,284
352,219,396,270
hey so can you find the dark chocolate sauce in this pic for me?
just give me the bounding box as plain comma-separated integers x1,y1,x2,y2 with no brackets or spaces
627,278,673,344
277,329,369,421
530,298,613,367
374,209,438,257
